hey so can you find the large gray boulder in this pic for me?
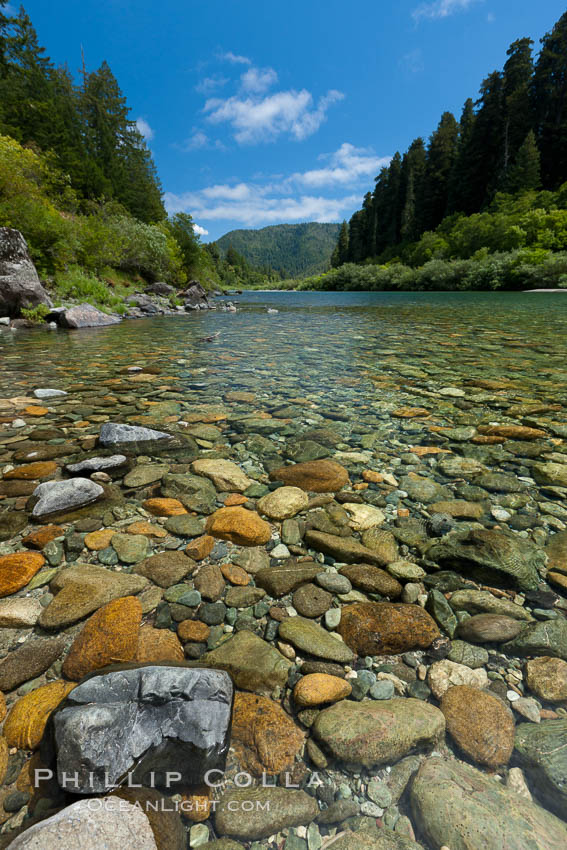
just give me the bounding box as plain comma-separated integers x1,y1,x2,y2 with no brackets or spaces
146,281,174,296
0,228,53,317
181,280,210,310
49,666,233,793
59,303,121,328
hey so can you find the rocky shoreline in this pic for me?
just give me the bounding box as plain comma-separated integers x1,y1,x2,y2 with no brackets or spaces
0,226,230,330
0,353,566,850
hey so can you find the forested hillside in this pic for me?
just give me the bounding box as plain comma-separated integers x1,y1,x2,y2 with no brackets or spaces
325,11,567,291
216,222,340,277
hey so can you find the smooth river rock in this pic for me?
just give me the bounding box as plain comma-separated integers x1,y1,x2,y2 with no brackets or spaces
39,563,148,628
441,685,515,767
257,486,309,520
426,528,543,590
514,718,567,818
99,423,172,446
5,795,158,850
203,630,292,694
31,478,104,518
411,756,567,850
338,602,440,656
504,618,567,661
278,617,355,662
215,787,319,840
313,698,445,768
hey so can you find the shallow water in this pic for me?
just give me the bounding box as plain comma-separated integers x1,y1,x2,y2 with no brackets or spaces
2,291,567,413
2,291,567,847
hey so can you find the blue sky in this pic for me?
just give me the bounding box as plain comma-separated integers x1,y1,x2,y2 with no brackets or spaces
20,0,567,241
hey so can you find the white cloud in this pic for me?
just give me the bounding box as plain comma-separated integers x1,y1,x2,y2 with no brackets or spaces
204,88,344,144
289,143,390,189
165,187,358,227
240,66,278,94
195,75,229,95
135,117,154,141
193,224,209,236
164,142,389,228
184,130,209,150
220,51,251,65
412,0,481,22
200,183,255,201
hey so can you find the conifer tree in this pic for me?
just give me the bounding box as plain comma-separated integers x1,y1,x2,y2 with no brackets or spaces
503,130,541,192
502,38,534,172
401,138,426,241
421,112,459,231
331,220,349,267
448,99,476,213
532,11,567,188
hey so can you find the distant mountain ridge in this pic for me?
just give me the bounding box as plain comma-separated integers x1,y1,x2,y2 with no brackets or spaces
215,222,341,278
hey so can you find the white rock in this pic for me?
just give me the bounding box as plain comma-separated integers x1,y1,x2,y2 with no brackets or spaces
507,767,532,800
191,458,254,493
33,389,67,399
0,317,10,326
6,795,158,849
257,486,308,520
99,423,172,445
343,502,385,531
427,659,489,699
0,598,43,628
334,451,371,463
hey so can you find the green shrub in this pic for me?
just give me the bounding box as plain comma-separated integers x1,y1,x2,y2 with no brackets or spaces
20,303,51,323
54,266,124,311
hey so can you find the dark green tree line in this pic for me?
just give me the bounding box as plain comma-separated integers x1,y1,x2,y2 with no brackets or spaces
336,11,567,266
0,4,164,222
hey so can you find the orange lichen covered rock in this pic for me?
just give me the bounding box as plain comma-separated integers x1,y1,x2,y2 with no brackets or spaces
231,692,304,775
205,507,271,546
184,535,215,561
142,497,187,516
126,521,167,538
177,620,210,643
62,596,142,680
84,529,116,550
135,624,184,662
270,460,349,493
0,552,46,598
4,461,57,480
4,681,75,749
293,673,352,707
22,525,64,549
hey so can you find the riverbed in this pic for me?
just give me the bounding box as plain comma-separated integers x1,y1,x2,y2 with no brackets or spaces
0,290,567,849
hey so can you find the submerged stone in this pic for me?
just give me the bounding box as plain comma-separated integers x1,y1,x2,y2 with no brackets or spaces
50,665,233,792
411,756,567,850
31,478,104,518
99,423,173,446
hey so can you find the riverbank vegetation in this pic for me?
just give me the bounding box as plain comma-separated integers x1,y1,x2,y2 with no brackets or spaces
321,11,567,292
0,3,276,307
